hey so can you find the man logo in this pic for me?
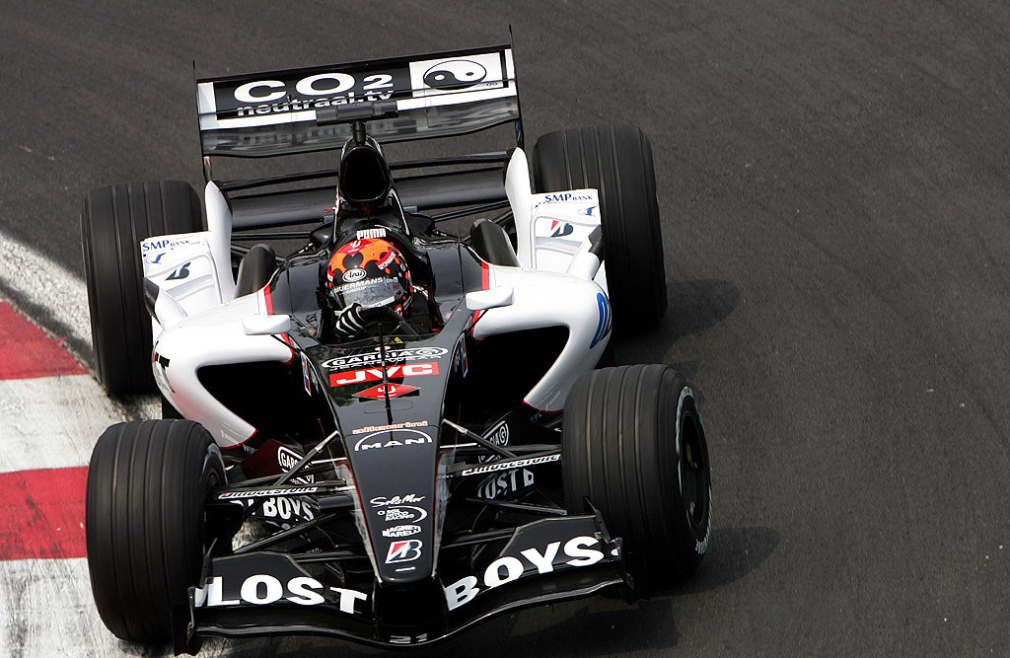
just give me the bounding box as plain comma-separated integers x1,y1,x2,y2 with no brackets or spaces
353,428,432,452
423,60,487,90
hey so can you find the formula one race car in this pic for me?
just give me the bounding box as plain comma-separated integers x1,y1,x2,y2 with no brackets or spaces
81,45,713,654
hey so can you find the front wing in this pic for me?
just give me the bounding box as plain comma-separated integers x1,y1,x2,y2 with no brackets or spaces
185,514,625,649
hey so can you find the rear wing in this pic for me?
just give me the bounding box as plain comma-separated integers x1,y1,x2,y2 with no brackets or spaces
196,45,520,158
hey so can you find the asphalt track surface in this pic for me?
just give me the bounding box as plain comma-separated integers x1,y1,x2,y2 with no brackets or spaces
2,1,1009,656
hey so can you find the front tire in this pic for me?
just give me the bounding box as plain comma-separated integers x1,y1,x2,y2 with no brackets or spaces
81,181,203,395
532,125,667,332
85,419,223,644
562,365,712,591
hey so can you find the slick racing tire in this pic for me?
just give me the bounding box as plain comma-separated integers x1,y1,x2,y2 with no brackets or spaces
532,125,667,333
562,364,712,591
86,420,224,644
82,181,203,395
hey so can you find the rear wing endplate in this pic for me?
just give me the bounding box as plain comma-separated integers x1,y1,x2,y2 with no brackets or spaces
196,45,519,158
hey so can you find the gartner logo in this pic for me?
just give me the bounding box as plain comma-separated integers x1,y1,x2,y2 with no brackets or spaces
423,60,487,90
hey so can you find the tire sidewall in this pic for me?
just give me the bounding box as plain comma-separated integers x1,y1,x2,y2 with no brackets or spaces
666,385,712,571
561,365,713,590
85,420,222,643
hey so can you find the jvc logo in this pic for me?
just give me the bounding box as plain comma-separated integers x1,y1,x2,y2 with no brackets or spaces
329,362,439,387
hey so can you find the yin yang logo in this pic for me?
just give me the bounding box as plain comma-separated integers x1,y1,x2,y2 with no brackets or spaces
423,59,487,90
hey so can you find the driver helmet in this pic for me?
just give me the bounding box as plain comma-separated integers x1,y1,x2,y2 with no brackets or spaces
326,238,413,316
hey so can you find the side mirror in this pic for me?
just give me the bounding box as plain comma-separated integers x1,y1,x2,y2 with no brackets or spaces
242,315,292,336
465,286,514,312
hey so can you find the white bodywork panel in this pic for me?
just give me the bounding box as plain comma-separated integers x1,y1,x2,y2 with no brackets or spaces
143,226,286,448
504,148,608,291
506,148,535,265
141,232,229,340
153,289,293,448
472,266,611,412
204,181,238,301
141,183,237,347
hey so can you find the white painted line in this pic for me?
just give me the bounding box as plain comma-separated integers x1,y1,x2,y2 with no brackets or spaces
0,558,237,658
0,558,114,658
0,375,125,473
0,226,91,347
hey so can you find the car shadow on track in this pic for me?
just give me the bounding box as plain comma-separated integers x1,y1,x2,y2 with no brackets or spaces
613,278,740,368
191,599,686,658
674,526,781,595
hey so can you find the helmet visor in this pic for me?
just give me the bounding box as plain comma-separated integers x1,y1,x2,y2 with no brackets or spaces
332,277,405,309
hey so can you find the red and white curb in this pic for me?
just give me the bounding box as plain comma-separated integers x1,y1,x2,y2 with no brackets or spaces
0,297,130,658
0,230,230,656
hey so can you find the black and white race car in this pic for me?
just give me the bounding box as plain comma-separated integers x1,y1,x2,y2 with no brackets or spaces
81,44,713,654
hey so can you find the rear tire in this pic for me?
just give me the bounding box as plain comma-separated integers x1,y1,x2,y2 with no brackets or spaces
562,365,712,591
532,125,667,332
81,181,203,395
85,419,223,644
